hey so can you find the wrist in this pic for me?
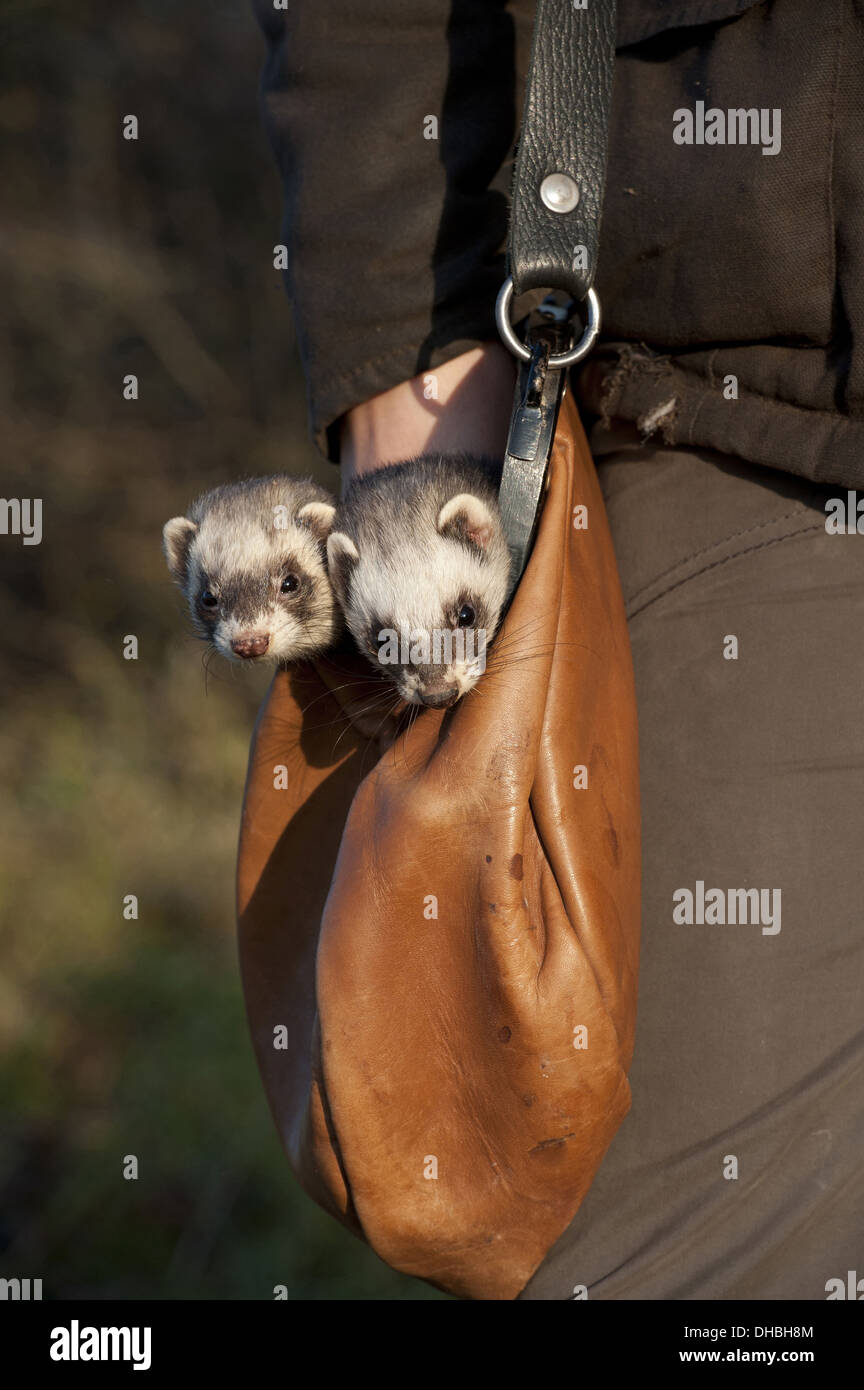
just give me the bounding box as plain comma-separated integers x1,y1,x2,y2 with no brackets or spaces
339,343,516,487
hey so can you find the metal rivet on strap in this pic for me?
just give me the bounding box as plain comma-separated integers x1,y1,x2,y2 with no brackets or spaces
539,173,579,214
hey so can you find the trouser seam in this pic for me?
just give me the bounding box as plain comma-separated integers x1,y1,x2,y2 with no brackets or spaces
626,521,825,621
625,506,812,609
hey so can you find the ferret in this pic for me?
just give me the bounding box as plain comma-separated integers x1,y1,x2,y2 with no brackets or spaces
162,475,339,663
327,454,511,707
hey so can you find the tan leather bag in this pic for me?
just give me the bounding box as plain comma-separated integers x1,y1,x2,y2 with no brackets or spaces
236,389,640,1299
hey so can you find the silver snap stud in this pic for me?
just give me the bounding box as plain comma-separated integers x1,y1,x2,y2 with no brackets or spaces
539,172,580,213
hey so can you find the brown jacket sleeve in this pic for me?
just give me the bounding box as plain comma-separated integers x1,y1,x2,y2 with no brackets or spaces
252,0,527,457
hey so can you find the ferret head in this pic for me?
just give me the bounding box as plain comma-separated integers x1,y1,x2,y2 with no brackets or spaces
328,484,510,707
162,477,338,664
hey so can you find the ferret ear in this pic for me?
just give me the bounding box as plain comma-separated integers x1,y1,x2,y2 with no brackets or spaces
437,493,496,550
162,517,198,581
297,500,337,543
326,531,360,604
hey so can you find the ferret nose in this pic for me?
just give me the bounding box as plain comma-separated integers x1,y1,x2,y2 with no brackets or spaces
231,632,270,659
420,685,459,709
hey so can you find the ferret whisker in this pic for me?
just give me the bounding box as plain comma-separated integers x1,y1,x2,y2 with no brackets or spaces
303,702,386,738
295,684,398,737
488,611,563,654
298,679,389,720
485,645,554,665
486,636,565,661
331,719,364,758
491,618,543,644
321,658,389,685
393,701,422,767
487,634,553,661
330,688,399,757
355,697,403,776
200,646,238,694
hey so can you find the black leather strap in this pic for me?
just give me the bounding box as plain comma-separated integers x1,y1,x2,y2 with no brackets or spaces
509,0,617,302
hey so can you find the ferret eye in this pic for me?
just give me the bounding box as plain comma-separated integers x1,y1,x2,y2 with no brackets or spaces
457,603,475,628
200,590,218,609
280,573,300,595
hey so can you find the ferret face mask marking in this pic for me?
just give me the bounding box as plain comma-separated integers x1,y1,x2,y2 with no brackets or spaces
328,456,511,707
162,477,338,664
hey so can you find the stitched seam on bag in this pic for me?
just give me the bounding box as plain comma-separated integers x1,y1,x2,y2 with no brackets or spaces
625,507,812,608
627,521,825,621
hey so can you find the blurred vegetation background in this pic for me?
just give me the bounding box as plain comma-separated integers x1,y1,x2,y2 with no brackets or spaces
0,0,445,1298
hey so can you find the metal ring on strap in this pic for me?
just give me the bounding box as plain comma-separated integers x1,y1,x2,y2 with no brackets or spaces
495,277,601,369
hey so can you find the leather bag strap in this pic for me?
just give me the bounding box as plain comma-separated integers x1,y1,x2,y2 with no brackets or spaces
508,0,617,302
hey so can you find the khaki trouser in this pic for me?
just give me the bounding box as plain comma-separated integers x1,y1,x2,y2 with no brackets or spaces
521,425,864,1299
